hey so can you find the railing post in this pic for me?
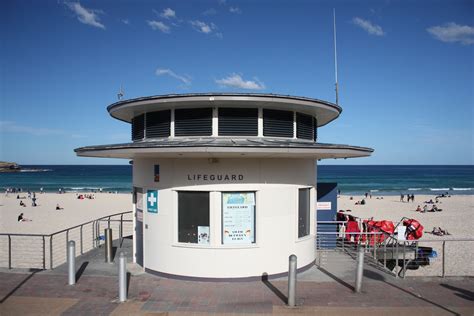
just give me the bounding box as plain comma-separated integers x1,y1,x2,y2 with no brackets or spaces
105,228,113,263
108,216,111,229
66,230,69,249
50,235,53,269
42,236,46,270
288,254,297,307
80,225,83,254
395,242,399,278
355,246,364,293
67,241,76,285
120,214,124,248
402,241,406,278
118,251,127,302
442,241,446,278
8,235,12,269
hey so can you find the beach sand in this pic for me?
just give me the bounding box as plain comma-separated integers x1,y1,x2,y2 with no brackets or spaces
337,194,474,276
1,192,131,234
0,192,132,269
1,192,473,275
338,194,474,239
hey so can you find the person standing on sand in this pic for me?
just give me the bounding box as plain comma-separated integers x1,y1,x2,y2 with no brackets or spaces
400,194,404,202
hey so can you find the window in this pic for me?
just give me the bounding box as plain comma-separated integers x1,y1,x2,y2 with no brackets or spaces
131,114,145,141
175,108,212,136
222,192,256,245
178,191,210,244
263,109,294,138
298,188,310,238
296,113,314,140
218,108,258,136
146,110,171,138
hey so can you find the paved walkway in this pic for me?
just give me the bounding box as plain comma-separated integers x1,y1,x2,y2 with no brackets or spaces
0,239,473,315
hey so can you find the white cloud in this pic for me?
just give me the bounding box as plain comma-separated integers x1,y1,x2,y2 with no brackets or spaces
160,8,176,19
352,17,384,36
218,0,227,5
427,22,474,45
155,68,191,85
229,7,242,14
215,74,265,90
190,20,214,34
147,20,170,33
203,8,217,16
121,19,130,25
65,2,105,29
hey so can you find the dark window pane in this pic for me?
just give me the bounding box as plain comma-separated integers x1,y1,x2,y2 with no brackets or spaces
146,110,170,138
263,109,293,138
178,191,210,243
218,108,258,136
296,113,314,140
131,114,145,141
298,188,310,238
175,108,212,136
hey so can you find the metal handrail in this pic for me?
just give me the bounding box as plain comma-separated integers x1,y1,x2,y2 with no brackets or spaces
1,210,132,270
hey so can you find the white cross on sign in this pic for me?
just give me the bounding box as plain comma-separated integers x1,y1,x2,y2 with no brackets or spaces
148,193,157,206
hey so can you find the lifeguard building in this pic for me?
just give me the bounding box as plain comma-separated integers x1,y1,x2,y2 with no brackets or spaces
75,93,373,280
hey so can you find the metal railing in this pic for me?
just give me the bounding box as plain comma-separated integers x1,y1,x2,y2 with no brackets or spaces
0,211,132,270
316,220,474,278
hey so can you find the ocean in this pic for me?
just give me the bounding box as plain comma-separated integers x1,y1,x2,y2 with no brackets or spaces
0,165,472,195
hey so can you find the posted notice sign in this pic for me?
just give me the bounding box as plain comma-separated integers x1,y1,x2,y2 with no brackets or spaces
147,190,158,213
222,192,255,244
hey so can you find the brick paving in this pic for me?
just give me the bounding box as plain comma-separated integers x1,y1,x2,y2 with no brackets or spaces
0,269,473,315
0,240,473,315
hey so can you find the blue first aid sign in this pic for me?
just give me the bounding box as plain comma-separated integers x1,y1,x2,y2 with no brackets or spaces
147,190,158,213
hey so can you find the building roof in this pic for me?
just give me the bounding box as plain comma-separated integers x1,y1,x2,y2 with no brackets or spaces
107,93,342,127
75,137,373,159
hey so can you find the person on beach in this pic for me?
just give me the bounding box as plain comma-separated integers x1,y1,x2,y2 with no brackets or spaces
32,197,37,207
423,205,428,213
19,200,26,207
416,205,422,212
400,194,404,202
17,213,31,222
411,194,415,202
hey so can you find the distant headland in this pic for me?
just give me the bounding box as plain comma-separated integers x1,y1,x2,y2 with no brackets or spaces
0,161,21,172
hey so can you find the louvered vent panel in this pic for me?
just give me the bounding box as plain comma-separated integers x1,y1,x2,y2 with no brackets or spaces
296,113,314,140
175,108,212,136
314,117,318,142
263,109,294,138
131,114,145,141
218,108,258,136
146,110,170,138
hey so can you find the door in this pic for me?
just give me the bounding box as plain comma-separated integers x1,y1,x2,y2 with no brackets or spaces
134,187,144,267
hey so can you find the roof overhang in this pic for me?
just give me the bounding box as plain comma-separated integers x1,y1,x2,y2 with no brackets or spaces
75,138,373,160
107,93,342,127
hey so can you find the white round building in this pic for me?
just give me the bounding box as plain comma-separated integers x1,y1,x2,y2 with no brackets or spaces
75,93,373,280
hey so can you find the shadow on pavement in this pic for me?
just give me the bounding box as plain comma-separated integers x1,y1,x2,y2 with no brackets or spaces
440,283,474,302
0,268,42,303
317,266,355,291
75,261,89,283
364,270,460,315
261,273,287,304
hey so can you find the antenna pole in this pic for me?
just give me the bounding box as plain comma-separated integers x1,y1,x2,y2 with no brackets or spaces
333,8,339,105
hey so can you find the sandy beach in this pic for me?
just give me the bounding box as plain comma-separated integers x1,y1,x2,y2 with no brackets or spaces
0,192,132,269
0,192,131,234
338,193,474,276
1,191,473,275
338,194,474,240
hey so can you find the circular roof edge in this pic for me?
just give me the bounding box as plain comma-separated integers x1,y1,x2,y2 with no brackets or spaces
106,93,343,127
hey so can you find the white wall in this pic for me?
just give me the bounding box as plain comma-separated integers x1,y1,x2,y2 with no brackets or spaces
133,158,317,279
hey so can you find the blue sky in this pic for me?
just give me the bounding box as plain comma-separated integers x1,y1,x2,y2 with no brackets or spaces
1,0,473,165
